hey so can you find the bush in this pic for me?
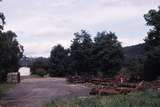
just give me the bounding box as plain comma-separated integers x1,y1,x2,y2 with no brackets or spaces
48,69,67,77
33,68,48,77
30,57,50,75
125,58,144,82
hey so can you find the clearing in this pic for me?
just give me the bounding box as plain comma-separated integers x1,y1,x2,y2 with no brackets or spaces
0,77,90,107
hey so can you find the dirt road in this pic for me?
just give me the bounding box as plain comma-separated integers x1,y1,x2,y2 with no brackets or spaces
1,78,90,107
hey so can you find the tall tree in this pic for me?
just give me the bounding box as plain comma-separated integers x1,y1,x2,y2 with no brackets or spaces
30,57,49,77
70,30,93,75
144,6,160,80
0,31,23,81
144,6,160,51
0,0,23,81
49,44,68,77
0,0,5,30
0,13,5,30
93,31,123,77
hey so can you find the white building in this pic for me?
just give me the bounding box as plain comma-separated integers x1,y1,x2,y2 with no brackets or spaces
18,67,31,76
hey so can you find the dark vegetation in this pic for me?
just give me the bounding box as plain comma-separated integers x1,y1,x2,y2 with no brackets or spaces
67,30,123,77
49,45,69,77
19,6,160,82
0,0,23,82
1,0,160,82
1,0,160,106
30,57,49,77
143,7,160,81
28,30,124,78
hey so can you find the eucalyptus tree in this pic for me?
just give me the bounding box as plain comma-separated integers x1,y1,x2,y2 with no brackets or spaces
144,6,160,80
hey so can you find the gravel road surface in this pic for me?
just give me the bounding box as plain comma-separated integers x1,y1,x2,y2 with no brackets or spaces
0,78,90,107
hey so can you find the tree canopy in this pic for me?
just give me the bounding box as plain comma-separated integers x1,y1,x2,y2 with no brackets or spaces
144,6,160,81
0,31,23,81
0,13,5,30
70,30,93,75
48,30,123,77
49,44,69,77
93,31,123,76
0,0,23,82
0,1,5,30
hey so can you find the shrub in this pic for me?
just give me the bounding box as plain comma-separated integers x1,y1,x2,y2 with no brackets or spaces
33,68,47,77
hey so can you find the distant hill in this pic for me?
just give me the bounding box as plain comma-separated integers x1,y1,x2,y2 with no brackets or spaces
19,56,49,67
19,56,36,67
123,43,145,63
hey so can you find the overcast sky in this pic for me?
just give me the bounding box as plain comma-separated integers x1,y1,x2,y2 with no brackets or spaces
0,0,160,57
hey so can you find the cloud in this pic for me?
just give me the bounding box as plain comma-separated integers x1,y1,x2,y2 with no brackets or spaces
99,0,160,7
1,0,160,57
23,40,70,57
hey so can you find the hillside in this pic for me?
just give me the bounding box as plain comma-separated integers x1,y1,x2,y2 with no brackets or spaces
123,43,145,63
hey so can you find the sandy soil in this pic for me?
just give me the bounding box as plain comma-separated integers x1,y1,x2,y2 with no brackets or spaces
0,78,90,107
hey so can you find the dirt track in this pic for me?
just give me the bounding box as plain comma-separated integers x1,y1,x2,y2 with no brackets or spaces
1,78,90,107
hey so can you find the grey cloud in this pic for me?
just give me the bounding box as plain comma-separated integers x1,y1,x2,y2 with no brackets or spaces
1,0,159,57
100,0,160,7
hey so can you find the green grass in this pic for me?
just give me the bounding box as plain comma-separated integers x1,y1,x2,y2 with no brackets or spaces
46,91,160,107
0,83,14,99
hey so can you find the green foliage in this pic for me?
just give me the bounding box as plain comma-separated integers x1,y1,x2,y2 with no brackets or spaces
0,0,23,82
0,1,5,30
49,44,69,77
34,68,47,77
0,31,23,82
0,0,5,31
46,91,160,107
49,30,123,77
93,31,123,76
30,57,49,75
144,6,160,81
70,30,93,75
125,58,144,82
0,12,5,30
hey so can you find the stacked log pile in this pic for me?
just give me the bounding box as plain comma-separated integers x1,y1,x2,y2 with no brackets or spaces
90,81,160,95
90,87,119,95
7,72,20,83
148,80,160,92
89,83,136,95
67,76,85,83
67,76,160,96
